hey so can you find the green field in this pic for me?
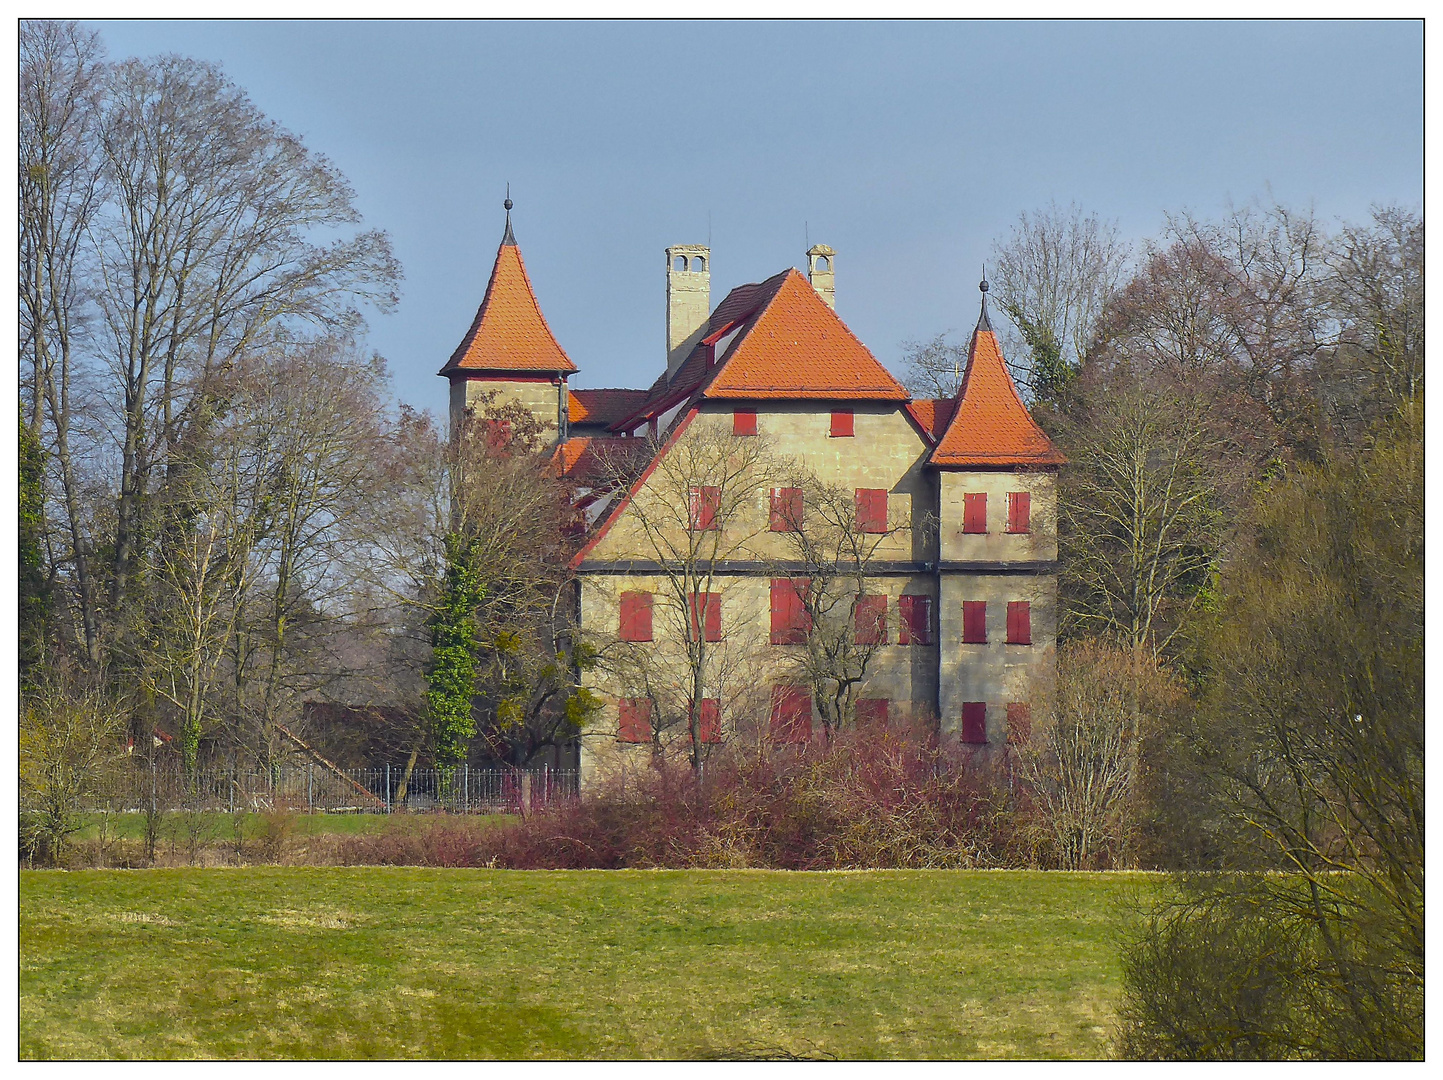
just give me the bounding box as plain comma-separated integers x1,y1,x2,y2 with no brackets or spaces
21,868,1151,1060
64,810,504,843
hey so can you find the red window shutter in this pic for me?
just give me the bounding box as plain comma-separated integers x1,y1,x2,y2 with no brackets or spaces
898,595,933,645
1007,601,1032,645
855,698,889,726
830,409,854,437
1007,491,1031,534
770,685,812,743
1006,702,1032,745
770,487,802,532
733,409,757,436
963,492,987,534
618,591,653,642
690,592,722,642
485,418,513,454
770,579,810,645
692,698,721,743
854,594,888,645
618,698,653,743
962,702,988,744
689,485,720,530
962,600,987,644
855,488,887,533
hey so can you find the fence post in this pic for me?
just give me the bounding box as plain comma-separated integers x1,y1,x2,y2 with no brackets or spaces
307,762,314,814
463,763,469,815
385,764,391,814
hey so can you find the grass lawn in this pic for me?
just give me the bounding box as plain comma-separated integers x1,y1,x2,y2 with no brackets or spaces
20,867,1153,1060
65,811,507,844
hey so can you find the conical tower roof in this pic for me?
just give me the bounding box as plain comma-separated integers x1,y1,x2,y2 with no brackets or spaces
438,210,577,377
929,292,1065,468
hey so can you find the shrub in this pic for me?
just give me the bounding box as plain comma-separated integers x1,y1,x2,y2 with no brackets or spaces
335,722,1015,870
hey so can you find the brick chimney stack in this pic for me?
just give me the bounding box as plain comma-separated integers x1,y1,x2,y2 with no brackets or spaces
666,244,710,381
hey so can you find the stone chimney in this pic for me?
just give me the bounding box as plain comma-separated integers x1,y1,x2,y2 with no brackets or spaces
666,244,710,381
807,244,836,309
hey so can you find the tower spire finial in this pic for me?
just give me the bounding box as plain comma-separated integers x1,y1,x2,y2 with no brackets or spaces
501,183,516,246
976,265,992,332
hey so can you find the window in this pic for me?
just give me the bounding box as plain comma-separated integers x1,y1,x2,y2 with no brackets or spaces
1006,601,1032,645
1006,703,1032,745
689,592,722,642
898,595,933,645
770,487,802,532
855,698,889,726
855,488,888,533
830,409,854,437
770,685,812,743
962,600,987,644
618,698,652,743
484,418,513,454
689,485,720,530
962,702,988,744
854,594,888,645
770,578,811,645
619,591,653,642
691,698,721,743
963,492,987,534
733,409,757,436
673,255,687,271
693,255,706,272
1006,491,1031,534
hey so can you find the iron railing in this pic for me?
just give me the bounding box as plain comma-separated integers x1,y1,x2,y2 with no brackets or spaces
28,761,579,816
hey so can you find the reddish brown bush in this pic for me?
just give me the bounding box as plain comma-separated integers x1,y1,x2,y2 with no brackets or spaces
336,724,1017,870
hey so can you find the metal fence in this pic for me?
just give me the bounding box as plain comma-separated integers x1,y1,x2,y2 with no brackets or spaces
37,762,579,816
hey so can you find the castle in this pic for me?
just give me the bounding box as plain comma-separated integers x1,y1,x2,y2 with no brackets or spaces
440,203,1064,783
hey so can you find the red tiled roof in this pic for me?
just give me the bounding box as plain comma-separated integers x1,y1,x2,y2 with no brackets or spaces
929,317,1066,469
547,435,650,482
568,388,650,427
439,234,577,377
616,269,909,431
703,270,909,401
905,398,958,444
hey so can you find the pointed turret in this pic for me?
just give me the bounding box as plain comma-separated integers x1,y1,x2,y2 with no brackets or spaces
929,276,1065,468
438,199,577,378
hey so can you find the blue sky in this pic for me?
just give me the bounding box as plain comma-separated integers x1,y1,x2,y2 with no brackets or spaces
90,19,1423,414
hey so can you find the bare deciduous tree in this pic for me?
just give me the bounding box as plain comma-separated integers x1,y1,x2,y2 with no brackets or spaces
1013,638,1181,870
772,476,910,740
20,20,108,666
92,52,399,614
990,201,1129,403
596,421,779,772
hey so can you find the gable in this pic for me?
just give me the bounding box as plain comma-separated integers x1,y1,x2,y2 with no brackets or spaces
702,270,909,401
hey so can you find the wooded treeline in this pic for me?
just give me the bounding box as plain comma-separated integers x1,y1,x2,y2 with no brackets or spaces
967,201,1423,1058
19,22,600,800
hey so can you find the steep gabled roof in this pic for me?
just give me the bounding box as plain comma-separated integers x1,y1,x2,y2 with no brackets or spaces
614,268,909,432
547,435,650,482
929,307,1066,469
702,270,909,401
439,224,577,377
568,388,650,427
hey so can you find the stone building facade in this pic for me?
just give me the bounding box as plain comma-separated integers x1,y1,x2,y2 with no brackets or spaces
440,207,1065,783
